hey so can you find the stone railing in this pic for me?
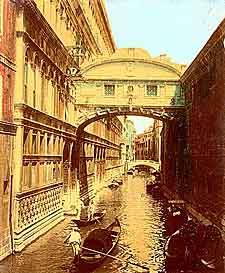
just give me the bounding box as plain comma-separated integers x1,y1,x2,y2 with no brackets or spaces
16,182,63,231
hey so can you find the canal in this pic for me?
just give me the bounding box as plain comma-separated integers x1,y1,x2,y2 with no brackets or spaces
0,174,217,273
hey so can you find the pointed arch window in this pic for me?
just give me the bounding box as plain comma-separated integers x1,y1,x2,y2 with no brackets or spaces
33,57,39,108
41,63,47,111
24,56,28,103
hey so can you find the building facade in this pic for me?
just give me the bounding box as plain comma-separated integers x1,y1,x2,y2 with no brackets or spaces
0,0,17,261
134,119,162,162
123,118,136,161
181,18,225,230
78,116,124,201
0,0,190,260
11,0,116,253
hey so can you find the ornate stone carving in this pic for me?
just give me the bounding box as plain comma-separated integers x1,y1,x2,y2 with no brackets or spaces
16,183,63,231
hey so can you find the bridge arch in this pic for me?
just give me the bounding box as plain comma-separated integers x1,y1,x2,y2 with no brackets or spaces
76,107,178,135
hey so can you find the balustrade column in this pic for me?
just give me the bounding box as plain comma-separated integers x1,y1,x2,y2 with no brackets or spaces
49,134,54,154
14,126,24,193
31,162,36,188
39,162,43,186
28,129,33,154
36,162,40,187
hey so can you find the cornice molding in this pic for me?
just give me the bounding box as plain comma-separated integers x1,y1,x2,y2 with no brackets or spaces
79,58,182,77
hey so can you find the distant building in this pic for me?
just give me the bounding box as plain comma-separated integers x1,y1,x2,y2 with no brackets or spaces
123,118,136,161
134,120,162,162
80,116,125,199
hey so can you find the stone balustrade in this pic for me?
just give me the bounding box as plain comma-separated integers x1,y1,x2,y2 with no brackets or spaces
16,182,63,232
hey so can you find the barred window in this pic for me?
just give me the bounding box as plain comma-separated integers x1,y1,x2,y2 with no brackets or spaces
146,85,157,96
104,85,115,96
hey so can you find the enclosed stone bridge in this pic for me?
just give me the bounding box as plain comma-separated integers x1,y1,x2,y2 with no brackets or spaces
72,48,186,132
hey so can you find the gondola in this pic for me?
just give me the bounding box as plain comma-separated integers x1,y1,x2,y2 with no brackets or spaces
80,217,121,265
165,200,188,236
165,222,225,271
74,210,106,227
199,225,224,271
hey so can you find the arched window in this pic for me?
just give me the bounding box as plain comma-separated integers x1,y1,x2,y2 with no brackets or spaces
24,55,29,103
41,63,47,111
54,75,59,117
33,56,39,108
48,69,54,115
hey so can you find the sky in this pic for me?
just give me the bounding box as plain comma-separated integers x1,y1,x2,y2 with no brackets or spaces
105,0,225,133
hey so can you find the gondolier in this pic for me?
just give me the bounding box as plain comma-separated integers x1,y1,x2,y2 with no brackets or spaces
65,225,81,263
87,199,95,221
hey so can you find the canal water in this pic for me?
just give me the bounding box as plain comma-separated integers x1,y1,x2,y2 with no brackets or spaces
0,173,168,273
92,174,167,273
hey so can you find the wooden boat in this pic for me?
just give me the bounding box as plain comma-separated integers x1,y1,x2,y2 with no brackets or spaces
165,201,188,236
164,229,187,260
165,222,225,271
199,225,224,270
74,210,106,227
80,217,121,265
149,184,162,198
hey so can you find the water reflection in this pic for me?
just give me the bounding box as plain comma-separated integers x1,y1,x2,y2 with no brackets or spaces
92,174,167,273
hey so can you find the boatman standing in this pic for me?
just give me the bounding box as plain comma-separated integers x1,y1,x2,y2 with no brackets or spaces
87,198,95,221
65,224,81,263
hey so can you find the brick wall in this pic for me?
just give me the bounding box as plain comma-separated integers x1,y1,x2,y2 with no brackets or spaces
181,19,225,228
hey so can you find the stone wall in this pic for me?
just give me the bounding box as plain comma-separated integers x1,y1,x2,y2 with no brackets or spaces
181,18,225,231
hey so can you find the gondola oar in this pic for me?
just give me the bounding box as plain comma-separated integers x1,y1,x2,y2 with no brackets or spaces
81,246,150,271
